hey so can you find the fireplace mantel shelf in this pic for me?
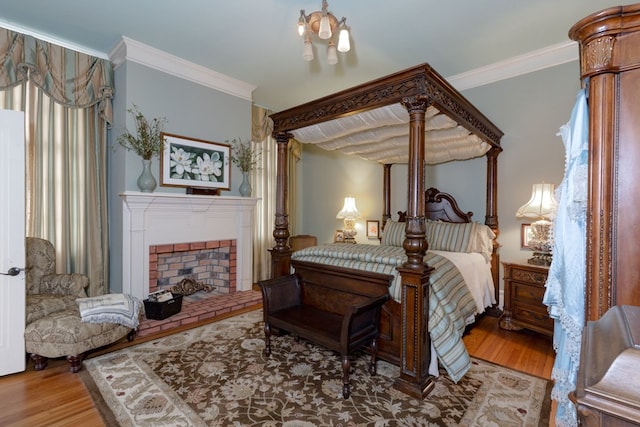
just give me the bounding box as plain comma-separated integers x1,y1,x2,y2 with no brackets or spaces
120,191,258,300
121,191,259,210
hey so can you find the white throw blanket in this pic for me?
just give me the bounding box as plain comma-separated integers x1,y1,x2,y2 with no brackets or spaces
76,293,141,329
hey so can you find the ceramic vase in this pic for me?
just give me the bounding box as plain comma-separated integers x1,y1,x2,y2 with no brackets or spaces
137,158,157,193
239,171,251,197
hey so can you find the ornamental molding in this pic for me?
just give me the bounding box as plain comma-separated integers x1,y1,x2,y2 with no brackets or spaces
584,37,615,72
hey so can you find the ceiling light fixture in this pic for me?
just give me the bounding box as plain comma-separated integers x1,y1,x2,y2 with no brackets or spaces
297,0,350,64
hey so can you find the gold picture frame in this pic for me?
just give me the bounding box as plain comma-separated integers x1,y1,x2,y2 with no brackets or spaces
366,220,380,238
521,223,533,249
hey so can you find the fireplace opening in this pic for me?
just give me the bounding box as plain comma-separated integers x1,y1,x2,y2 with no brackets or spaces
148,239,236,300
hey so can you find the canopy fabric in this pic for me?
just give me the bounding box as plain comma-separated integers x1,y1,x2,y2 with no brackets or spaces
290,103,491,165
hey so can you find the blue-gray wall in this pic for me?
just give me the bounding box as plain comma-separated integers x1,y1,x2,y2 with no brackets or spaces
108,61,252,292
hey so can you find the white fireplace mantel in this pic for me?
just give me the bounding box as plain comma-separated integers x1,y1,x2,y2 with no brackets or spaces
120,191,258,300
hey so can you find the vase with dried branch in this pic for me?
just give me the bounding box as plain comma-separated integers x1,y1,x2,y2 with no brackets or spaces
117,105,168,192
228,138,261,196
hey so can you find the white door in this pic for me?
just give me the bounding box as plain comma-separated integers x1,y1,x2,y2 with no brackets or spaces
0,109,26,376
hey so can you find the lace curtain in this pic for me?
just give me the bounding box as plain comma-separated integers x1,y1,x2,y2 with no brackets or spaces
0,27,114,296
543,88,588,427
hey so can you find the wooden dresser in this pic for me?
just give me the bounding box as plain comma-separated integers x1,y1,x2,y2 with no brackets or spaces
571,305,640,426
499,260,553,336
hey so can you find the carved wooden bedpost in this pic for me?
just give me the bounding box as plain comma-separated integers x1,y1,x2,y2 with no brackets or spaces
393,95,436,399
269,131,293,278
485,146,501,311
382,164,392,228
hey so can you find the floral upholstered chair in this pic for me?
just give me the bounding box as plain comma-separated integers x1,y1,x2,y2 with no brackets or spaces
24,237,138,372
24,237,89,324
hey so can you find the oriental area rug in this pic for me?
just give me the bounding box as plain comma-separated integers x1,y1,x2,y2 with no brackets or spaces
81,310,551,426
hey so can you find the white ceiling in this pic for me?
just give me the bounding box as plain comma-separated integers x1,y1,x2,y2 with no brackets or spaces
0,0,629,111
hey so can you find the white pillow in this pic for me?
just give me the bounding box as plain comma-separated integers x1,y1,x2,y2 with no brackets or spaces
468,222,496,262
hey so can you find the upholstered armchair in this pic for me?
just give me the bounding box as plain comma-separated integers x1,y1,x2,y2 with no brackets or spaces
25,237,89,324
24,237,138,372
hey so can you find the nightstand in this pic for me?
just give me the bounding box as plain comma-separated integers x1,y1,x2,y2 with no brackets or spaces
499,260,553,336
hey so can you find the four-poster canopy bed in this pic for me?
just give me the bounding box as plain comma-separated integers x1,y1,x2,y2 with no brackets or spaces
268,63,503,398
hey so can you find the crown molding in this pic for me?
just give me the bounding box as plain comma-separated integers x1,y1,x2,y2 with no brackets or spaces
0,18,108,59
109,37,256,101
447,41,579,91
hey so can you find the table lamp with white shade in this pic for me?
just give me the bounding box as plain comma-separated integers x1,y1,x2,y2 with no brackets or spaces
336,196,360,243
516,183,558,266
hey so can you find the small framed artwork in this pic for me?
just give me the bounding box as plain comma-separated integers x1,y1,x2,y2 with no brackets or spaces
334,229,345,243
366,220,380,239
521,224,533,249
160,133,231,190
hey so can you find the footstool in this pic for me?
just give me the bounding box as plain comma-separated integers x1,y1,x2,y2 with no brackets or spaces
24,307,136,373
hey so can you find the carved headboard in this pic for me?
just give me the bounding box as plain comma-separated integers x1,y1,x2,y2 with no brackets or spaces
397,187,473,223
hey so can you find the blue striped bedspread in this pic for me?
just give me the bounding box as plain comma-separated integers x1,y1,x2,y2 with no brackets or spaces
291,243,478,382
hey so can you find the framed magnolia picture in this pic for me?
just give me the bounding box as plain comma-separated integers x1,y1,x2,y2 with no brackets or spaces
366,220,380,238
160,133,231,190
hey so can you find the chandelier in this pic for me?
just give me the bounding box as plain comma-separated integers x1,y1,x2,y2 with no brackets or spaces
297,0,351,64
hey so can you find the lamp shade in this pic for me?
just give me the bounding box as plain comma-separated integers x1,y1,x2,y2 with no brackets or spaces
338,27,350,52
318,14,332,39
327,43,338,64
516,183,557,219
336,197,360,219
303,37,314,61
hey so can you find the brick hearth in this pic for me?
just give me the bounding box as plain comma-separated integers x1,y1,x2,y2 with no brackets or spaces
137,290,262,337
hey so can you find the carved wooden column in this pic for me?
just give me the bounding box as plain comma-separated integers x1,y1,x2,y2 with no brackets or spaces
382,164,392,227
393,95,435,399
269,131,293,278
485,146,501,311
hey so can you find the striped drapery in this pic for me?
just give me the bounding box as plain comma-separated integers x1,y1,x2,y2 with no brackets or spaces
0,27,113,296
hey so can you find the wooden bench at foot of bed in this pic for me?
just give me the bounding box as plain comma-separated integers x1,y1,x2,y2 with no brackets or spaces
289,259,404,365
258,272,389,399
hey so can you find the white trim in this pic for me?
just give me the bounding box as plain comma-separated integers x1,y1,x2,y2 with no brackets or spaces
0,18,108,59
120,192,258,299
447,41,579,91
109,37,256,101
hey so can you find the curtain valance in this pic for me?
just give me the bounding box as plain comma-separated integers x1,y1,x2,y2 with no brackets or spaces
0,28,114,123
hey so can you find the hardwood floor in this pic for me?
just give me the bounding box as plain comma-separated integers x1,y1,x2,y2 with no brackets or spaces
0,310,556,427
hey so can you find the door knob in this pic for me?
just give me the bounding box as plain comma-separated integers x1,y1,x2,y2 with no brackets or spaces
1,267,23,276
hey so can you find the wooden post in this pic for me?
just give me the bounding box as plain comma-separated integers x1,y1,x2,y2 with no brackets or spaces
485,146,501,314
393,95,435,399
382,164,391,227
269,132,293,278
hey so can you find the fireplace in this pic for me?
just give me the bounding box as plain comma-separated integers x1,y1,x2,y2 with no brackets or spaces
149,239,236,295
120,192,258,300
